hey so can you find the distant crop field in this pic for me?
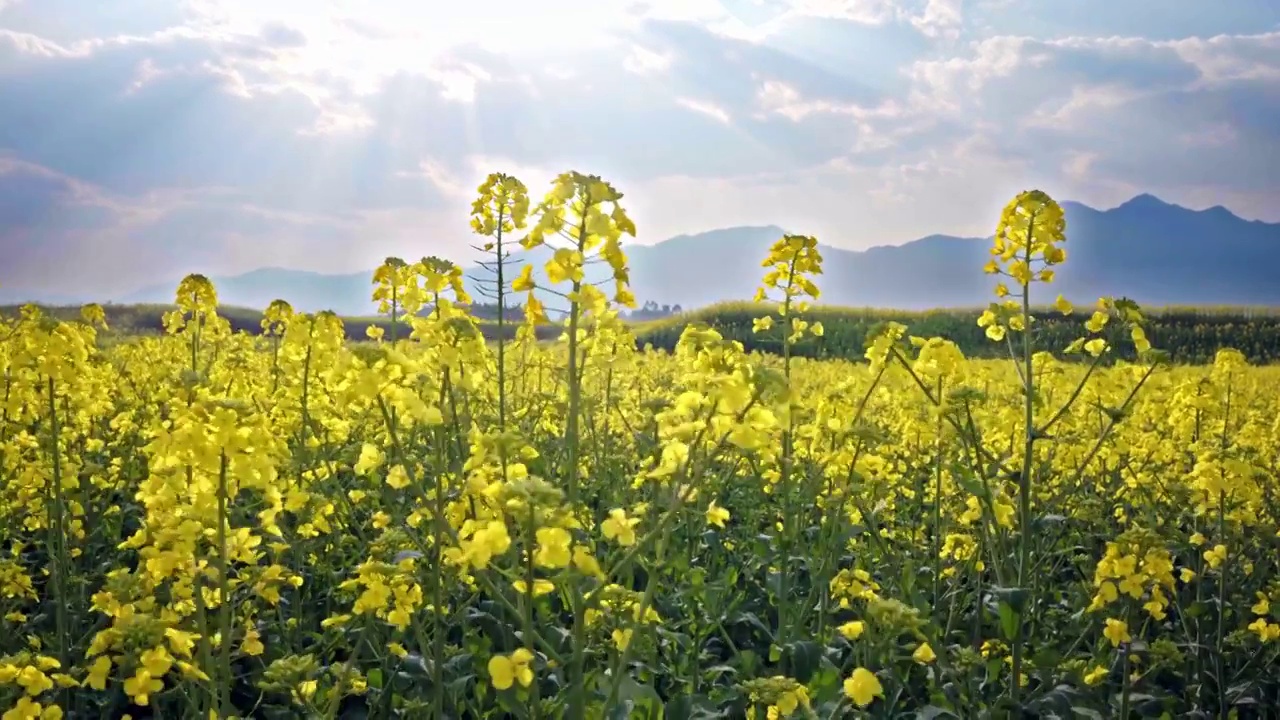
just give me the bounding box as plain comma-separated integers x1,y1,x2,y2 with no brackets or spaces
6,299,1280,365
0,178,1276,718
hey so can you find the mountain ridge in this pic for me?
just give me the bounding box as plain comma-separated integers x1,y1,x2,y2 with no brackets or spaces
5,194,1277,313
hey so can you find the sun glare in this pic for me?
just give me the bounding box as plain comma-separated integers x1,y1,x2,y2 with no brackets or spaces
184,0,688,92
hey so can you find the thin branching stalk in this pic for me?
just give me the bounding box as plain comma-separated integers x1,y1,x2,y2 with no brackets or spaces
1011,210,1038,706
216,451,233,716
46,377,70,673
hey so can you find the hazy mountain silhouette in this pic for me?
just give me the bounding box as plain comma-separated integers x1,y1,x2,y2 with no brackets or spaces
118,267,374,314
27,193,1279,314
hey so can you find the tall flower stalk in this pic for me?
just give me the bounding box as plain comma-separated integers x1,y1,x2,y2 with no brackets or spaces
979,191,1069,700
469,172,531,430
518,171,635,719
751,234,824,648
518,171,636,507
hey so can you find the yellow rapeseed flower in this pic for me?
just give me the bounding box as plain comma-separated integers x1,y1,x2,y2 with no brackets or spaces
488,649,535,690
843,667,883,707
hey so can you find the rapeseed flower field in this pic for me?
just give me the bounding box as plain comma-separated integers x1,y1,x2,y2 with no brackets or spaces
1,172,1277,718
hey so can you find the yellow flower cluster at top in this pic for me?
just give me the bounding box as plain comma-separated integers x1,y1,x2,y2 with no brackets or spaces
751,234,826,343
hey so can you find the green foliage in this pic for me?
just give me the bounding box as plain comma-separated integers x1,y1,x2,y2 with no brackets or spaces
0,303,564,343
634,302,1280,364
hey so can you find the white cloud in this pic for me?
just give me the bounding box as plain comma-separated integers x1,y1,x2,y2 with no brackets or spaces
754,78,901,121
1061,150,1099,181
903,35,1036,112
1167,31,1280,84
1178,122,1238,148
910,0,962,40
785,0,901,25
755,79,817,119
1022,83,1144,129
397,158,469,200
427,62,493,104
0,27,84,57
623,43,673,75
677,96,732,123
772,0,965,40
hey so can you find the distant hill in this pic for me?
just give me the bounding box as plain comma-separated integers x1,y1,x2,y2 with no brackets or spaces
110,225,795,315
20,194,1280,313
117,267,373,316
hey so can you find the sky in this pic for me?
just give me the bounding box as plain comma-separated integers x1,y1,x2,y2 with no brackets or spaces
1,0,1278,299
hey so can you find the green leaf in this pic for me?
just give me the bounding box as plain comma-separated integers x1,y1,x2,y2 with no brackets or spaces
445,674,475,694
666,694,721,720
991,586,1030,613
1031,646,1062,671
955,474,987,499
702,665,737,682
401,654,430,677
784,641,822,682
728,611,773,640
618,676,664,716
1128,694,1168,717
666,695,694,720
336,705,371,720
807,658,842,701
997,601,1018,641
606,700,636,720
1035,513,1067,528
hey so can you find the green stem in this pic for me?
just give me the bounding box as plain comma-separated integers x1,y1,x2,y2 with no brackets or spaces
46,377,70,675
216,452,233,716
1011,220,1037,706
932,376,945,614
495,205,509,429
566,197,591,720
524,502,541,720
1119,645,1132,719
776,254,797,650
390,286,398,343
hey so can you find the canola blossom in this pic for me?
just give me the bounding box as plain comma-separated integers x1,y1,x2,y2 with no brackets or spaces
0,178,1277,718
